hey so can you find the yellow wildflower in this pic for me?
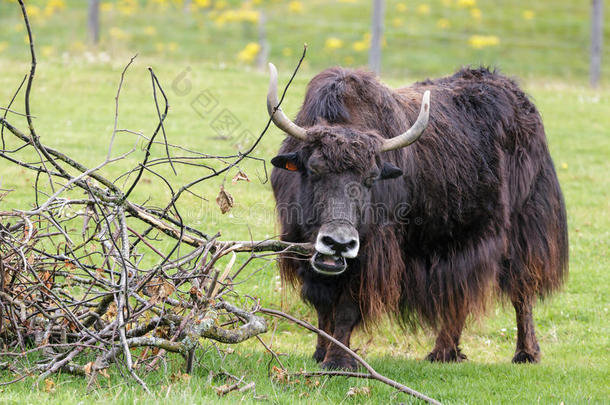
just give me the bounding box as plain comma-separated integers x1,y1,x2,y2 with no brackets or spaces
109,27,129,40
344,56,355,65
41,45,55,57
522,10,535,20
416,4,430,15
214,0,228,10
338,0,357,3
70,41,85,52
194,0,210,7
288,1,304,13
144,26,157,36
456,0,475,7
352,40,368,52
167,42,178,52
470,8,481,19
25,5,41,18
396,3,407,12
392,18,403,28
214,9,259,26
324,37,343,51
468,35,499,49
237,42,261,63
44,0,66,16
117,0,138,16
282,47,293,57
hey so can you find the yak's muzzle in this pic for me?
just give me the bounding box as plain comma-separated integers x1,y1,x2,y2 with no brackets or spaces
311,223,359,275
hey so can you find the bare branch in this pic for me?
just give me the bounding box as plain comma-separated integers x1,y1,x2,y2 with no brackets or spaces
260,308,441,405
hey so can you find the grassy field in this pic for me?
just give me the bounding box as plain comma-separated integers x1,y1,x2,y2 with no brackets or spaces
1,0,609,404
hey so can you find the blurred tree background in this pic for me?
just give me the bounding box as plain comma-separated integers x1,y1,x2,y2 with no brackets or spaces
0,0,607,82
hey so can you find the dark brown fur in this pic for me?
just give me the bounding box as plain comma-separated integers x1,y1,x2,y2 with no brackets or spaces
271,67,568,368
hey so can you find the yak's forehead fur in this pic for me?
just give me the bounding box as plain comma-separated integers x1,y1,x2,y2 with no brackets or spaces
303,125,382,174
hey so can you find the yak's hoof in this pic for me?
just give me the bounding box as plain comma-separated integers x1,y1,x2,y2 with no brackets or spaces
426,348,467,363
512,350,540,364
321,357,357,371
312,347,326,363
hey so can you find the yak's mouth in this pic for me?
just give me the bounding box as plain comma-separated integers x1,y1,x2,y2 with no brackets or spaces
311,252,347,275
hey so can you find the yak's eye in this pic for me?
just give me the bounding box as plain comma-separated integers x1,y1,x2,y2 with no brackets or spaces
307,161,325,178
363,173,378,188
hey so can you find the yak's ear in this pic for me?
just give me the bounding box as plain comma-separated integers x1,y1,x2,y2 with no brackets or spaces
379,162,403,180
271,152,300,171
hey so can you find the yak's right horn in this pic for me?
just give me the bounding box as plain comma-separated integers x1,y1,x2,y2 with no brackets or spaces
267,63,308,141
379,90,430,152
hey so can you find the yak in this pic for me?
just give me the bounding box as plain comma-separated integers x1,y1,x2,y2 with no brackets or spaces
267,63,568,370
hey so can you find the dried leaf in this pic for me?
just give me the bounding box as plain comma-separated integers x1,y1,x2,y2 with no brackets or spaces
270,365,288,383
84,361,94,375
214,384,231,395
231,170,250,184
190,286,203,299
43,378,55,393
346,386,371,397
170,372,191,383
103,302,117,321
216,185,234,214
146,277,176,304
40,271,53,290
211,252,236,298
99,368,110,378
158,279,175,299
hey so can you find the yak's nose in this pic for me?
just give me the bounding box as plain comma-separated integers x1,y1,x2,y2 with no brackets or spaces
315,224,360,258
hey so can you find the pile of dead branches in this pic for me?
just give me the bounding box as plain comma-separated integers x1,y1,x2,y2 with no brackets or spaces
0,1,313,393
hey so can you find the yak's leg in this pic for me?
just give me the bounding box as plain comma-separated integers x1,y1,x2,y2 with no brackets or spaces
312,308,334,363
426,313,467,362
321,292,361,370
511,295,540,363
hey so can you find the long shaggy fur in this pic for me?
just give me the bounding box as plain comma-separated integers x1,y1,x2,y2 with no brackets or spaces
271,66,568,332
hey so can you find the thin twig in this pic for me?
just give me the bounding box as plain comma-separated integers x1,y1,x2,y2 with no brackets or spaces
259,307,441,405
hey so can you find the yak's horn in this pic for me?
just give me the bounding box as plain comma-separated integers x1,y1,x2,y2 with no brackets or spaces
267,63,308,141
379,90,430,152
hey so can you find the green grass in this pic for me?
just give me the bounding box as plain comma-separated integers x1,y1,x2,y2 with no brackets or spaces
1,1,609,404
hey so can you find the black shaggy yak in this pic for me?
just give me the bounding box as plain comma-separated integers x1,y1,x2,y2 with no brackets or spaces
267,63,568,370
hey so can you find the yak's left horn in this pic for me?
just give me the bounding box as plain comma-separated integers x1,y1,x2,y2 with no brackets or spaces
267,63,308,141
379,90,430,152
